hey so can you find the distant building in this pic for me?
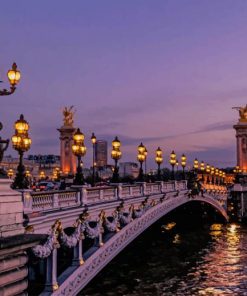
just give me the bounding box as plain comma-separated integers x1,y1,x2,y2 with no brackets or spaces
28,154,60,165
119,162,139,179
95,140,107,167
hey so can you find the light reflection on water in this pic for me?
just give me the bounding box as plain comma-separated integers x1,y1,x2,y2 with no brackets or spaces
82,223,247,296
168,223,247,296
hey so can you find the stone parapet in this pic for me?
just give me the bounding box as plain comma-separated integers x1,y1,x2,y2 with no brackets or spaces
0,179,24,237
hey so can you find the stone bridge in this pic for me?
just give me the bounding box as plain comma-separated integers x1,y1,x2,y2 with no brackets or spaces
22,180,228,296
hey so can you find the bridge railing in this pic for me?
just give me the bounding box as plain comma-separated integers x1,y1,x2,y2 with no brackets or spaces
22,180,189,215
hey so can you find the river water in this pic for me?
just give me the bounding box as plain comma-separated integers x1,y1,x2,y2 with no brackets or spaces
81,207,247,296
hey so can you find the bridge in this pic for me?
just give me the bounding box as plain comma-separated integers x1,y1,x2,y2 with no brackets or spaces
21,180,228,295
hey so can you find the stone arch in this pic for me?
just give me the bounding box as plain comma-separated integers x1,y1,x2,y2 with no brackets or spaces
53,195,227,296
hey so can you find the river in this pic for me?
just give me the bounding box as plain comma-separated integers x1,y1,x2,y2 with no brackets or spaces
81,206,247,296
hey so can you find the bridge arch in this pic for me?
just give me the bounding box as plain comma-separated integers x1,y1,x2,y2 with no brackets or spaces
53,194,227,296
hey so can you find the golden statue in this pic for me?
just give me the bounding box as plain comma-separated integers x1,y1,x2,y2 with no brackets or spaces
63,106,75,127
233,105,247,122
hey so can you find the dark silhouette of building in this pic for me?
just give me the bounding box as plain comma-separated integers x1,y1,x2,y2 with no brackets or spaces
95,140,107,167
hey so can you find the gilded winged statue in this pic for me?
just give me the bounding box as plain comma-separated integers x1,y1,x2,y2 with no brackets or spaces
63,106,75,127
233,105,247,121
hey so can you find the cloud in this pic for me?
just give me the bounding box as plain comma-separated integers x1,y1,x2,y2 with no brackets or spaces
194,121,232,133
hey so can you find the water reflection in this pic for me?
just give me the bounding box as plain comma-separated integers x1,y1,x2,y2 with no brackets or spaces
82,223,247,296
190,223,247,295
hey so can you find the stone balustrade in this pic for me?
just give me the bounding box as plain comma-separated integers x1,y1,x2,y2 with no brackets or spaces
22,181,190,215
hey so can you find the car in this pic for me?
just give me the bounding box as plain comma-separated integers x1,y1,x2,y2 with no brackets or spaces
36,181,55,191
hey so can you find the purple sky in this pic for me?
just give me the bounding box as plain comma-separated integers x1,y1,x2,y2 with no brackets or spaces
1,0,247,169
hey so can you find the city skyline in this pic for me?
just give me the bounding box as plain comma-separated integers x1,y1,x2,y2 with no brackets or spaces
1,1,247,167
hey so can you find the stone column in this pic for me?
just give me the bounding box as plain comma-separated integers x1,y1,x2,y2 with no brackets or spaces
57,126,76,175
72,240,84,266
234,121,247,172
44,248,58,292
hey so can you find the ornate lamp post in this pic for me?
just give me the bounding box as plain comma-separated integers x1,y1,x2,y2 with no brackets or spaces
0,63,21,165
11,114,31,189
215,168,219,185
193,158,199,172
111,136,121,183
0,63,21,96
210,166,215,184
39,171,46,180
72,128,87,185
7,168,14,178
169,150,176,180
219,170,223,185
200,161,205,182
91,132,97,186
155,147,163,181
222,172,226,184
25,170,31,178
144,147,148,176
137,143,146,181
206,164,210,183
181,154,186,179
52,167,60,181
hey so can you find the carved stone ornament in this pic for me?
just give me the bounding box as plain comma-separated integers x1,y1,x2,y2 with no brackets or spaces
60,219,86,248
233,105,247,122
103,215,120,232
84,221,104,239
62,106,75,127
32,229,60,259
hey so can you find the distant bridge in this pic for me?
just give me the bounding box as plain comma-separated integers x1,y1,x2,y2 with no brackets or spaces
22,181,228,295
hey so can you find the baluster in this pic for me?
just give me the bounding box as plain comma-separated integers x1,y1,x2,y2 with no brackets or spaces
44,248,58,292
142,182,146,195
160,181,164,193
23,190,33,214
53,193,59,209
117,183,122,199
129,185,133,196
100,189,104,200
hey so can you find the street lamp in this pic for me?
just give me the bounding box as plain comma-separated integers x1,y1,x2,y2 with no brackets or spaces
193,158,199,172
0,63,21,96
11,114,31,189
169,150,176,180
206,164,210,183
155,147,163,181
91,132,97,186
0,63,21,165
72,128,87,185
219,170,223,185
137,143,146,181
210,166,215,184
200,161,205,182
7,168,14,178
215,168,219,185
39,171,46,180
144,147,148,176
181,154,186,179
111,136,122,183
26,170,31,178
222,171,226,184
